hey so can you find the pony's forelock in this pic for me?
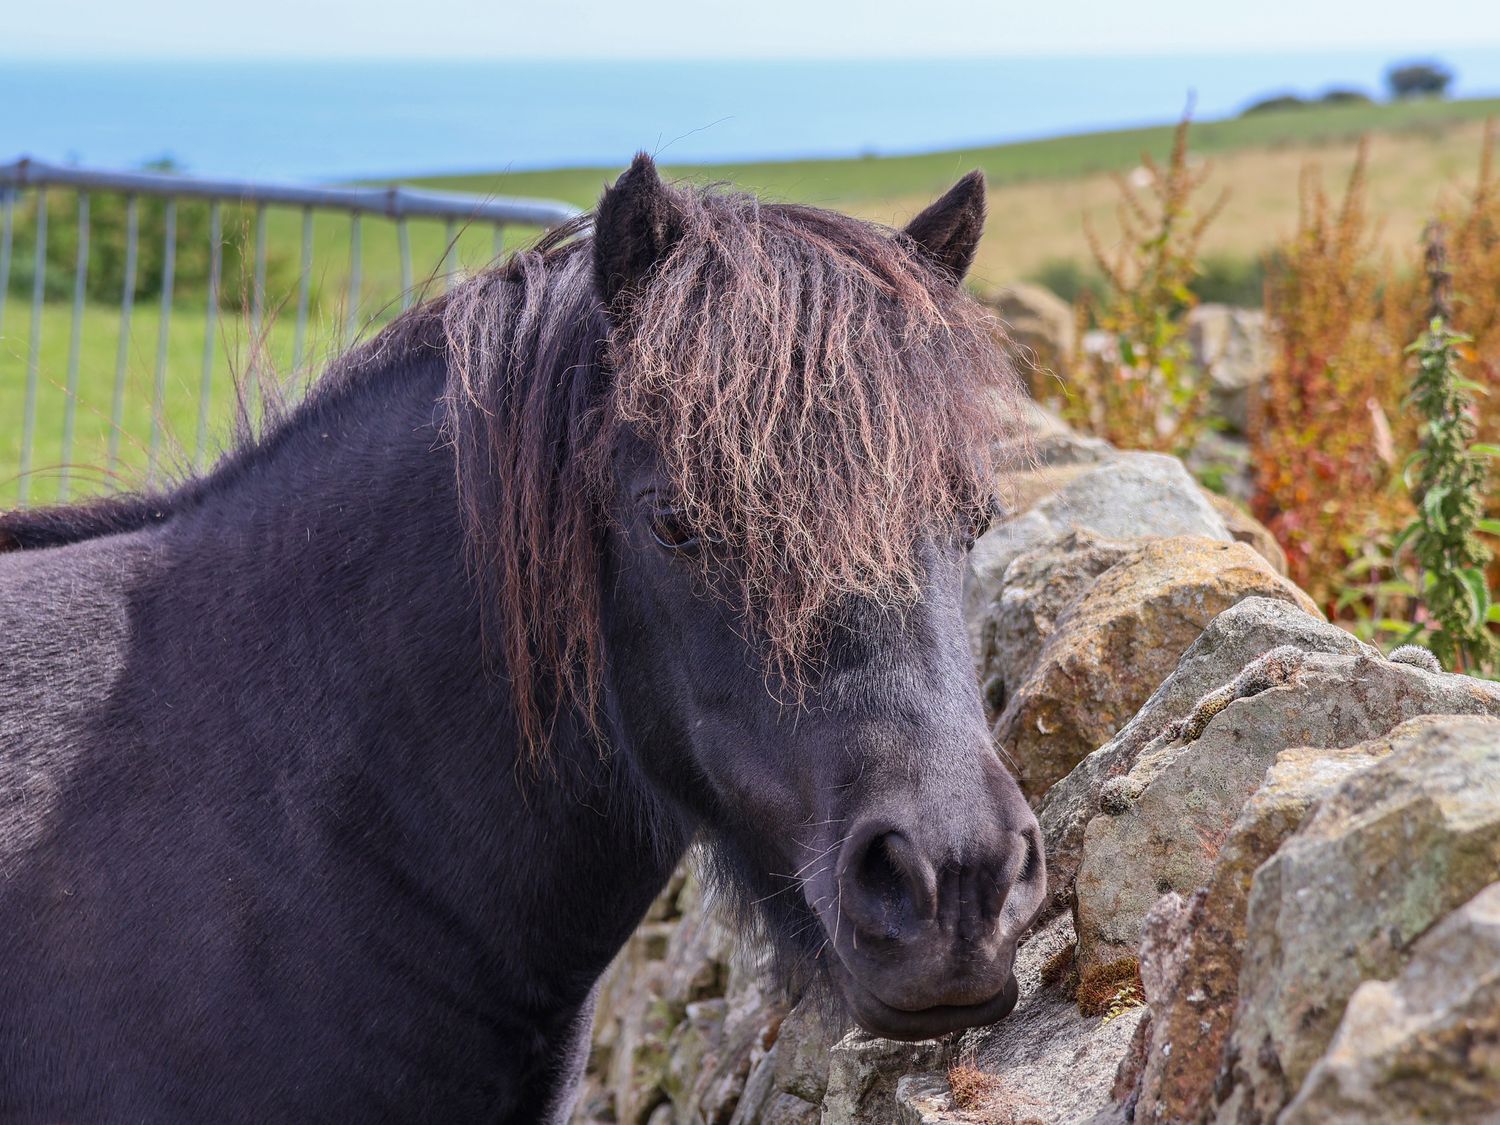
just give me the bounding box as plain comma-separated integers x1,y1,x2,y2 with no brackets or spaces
599,193,1022,688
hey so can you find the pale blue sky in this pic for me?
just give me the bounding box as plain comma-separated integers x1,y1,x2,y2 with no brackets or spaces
9,0,1500,59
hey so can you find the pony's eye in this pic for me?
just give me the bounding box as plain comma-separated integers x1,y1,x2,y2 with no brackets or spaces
650,509,699,551
963,498,1003,550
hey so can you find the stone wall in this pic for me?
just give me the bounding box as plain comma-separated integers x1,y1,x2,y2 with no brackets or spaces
571,412,1500,1124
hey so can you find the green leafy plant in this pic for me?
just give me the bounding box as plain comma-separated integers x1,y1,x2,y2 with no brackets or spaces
1396,224,1500,674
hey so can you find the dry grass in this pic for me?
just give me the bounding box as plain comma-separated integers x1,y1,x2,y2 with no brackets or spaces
948,1061,1002,1111
1039,941,1077,988
945,1061,1049,1125
1076,957,1145,1018
846,119,1500,292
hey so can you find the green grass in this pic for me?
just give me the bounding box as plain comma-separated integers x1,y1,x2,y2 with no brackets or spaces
0,212,521,508
4,95,1498,509
407,96,1500,207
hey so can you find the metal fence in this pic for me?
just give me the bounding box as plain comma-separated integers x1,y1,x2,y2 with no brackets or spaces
0,156,580,507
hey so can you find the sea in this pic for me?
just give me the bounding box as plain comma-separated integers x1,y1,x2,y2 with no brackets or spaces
4,51,1500,183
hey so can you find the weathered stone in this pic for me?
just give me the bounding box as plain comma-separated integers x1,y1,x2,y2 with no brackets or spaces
1216,715,1500,1124
884,912,1146,1125
820,1030,953,1125
668,954,786,1125
663,998,730,1109
959,983,1145,1124
994,538,1315,801
1203,490,1285,575
895,1073,962,1124
976,531,1136,721
1075,654,1500,978
984,281,1076,398
1023,425,1116,468
727,998,840,1125
1282,880,1500,1124
989,461,1277,580
756,1093,820,1125
966,452,1234,647
1036,598,1367,915
1187,304,1270,434
1130,735,1405,1124
895,1070,1056,1124
578,866,755,1125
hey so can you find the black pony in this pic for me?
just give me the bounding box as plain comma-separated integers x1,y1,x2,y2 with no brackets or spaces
0,156,1044,1123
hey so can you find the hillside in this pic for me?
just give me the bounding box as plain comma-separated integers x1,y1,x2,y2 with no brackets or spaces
4,96,1498,506
412,96,1500,291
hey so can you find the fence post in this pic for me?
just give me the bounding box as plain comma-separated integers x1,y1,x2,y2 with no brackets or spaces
107,195,139,477
0,188,13,348
345,212,362,345
148,199,177,486
196,201,222,470
293,205,313,376
19,187,47,507
58,191,90,500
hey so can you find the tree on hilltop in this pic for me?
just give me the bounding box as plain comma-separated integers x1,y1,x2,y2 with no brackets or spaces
1386,61,1454,100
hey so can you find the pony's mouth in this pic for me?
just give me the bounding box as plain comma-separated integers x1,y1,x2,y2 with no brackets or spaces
827,958,1021,1041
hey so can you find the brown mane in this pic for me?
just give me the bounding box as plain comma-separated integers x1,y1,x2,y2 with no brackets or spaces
443,185,1023,759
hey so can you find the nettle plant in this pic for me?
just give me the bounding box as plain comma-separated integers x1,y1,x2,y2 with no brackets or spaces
1396,225,1500,675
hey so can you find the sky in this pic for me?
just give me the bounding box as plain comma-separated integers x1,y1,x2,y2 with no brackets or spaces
8,0,1500,59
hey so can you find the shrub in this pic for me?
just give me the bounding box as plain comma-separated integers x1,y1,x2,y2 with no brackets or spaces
1195,252,1275,307
947,1062,1000,1111
1076,957,1144,1018
1061,115,1225,454
1320,87,1374,106
1251,143,1407,607
1241,94,1308,116
1025,257,1107,306
1443,122,1500,448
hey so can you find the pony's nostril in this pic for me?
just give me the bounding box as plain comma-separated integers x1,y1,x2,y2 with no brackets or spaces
1020,834,1044,888
1018,826,1043,886
843,828,937,934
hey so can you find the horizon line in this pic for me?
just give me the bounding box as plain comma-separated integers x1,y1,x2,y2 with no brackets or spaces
6,44,1500,64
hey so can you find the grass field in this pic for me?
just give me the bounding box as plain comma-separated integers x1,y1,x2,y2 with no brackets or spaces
4,95,1499,508
0,216,515,508
415,95,1500,286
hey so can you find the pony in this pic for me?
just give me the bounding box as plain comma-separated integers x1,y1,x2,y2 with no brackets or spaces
0,155,1045,1123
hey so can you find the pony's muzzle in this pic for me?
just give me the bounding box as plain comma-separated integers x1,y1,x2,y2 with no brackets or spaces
824,810,1044,1034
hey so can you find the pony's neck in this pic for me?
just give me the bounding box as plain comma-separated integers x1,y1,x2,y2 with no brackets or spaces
136,351,686,1042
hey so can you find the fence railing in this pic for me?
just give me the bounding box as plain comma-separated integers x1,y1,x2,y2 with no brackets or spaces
0,156,580,508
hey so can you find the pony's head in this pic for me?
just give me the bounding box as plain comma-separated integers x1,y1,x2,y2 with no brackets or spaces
445,155,1044,1040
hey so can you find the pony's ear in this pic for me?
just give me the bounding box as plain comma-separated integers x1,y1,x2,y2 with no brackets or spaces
594,153,685,314
901,170,986,282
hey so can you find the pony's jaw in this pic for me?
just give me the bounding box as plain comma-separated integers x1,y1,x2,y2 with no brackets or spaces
827,956,1021,1042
